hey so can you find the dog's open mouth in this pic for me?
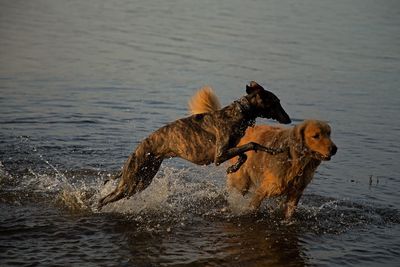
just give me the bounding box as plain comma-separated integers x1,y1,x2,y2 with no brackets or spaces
321,155,331,161
313,151,332,161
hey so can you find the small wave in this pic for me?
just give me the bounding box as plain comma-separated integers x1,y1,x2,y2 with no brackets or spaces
293,194,400,234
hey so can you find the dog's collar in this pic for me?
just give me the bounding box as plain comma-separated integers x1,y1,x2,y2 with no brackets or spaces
234,96,252,115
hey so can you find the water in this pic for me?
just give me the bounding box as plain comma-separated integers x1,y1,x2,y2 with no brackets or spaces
1,0,399,266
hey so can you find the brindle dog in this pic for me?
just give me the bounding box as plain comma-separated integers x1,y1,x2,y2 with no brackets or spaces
98,81,291,209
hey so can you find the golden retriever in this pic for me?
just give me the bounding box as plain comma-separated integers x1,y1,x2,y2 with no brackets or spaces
189,87,337,219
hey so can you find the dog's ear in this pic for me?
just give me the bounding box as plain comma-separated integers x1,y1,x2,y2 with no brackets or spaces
246,81,264,94
292,122,307,148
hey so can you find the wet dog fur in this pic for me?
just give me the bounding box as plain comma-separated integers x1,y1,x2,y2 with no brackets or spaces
98,81,291,209
189,88,337,219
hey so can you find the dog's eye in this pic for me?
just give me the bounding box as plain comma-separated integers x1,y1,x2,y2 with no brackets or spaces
312,133,320,139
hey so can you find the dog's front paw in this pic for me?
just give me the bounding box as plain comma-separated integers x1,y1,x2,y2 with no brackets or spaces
226,164,240,174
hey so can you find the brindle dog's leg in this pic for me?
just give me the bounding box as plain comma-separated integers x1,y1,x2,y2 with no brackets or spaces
226,154,247,174
215,142,286,168
98,177,129,209
126,156,163,196
103,171,122,185
98,153,138,209
98,152,163,209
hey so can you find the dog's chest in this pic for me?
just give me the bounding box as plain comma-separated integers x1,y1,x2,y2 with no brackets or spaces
227,118,255,146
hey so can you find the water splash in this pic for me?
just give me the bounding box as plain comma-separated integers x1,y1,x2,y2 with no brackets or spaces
97,166,227,216
0,161,10,183
1,151,399,235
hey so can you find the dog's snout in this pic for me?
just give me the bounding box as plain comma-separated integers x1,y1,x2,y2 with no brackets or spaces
279,113,291,124
331,144,337,156
276,106,291,124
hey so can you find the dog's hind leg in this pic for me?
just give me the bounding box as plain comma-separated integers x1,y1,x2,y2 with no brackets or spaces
97,152,163,209
103,170,122,185
126,157,163,196
98,178,129,209
98,153,139,209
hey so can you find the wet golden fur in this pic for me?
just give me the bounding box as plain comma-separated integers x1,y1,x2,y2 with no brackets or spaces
189,88,337,219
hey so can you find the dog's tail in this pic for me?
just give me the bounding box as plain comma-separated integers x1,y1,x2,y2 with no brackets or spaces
188,86,221,115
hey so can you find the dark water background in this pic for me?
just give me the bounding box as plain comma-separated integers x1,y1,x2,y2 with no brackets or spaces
1,0,400,266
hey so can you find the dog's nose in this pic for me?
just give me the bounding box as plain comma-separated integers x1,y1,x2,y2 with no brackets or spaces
331,144,337,156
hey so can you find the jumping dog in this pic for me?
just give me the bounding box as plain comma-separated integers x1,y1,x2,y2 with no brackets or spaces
98,81,291,209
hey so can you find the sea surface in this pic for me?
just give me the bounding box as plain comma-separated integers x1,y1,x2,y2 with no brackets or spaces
1,0,400,266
